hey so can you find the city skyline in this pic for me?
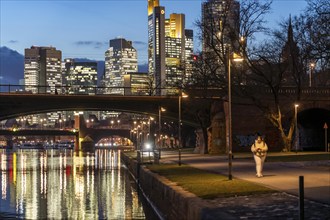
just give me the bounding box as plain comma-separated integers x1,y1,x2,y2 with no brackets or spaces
1,0,308,64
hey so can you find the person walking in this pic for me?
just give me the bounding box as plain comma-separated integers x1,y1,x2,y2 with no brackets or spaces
251,134,268,177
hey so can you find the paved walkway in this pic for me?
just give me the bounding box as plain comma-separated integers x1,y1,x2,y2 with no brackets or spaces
158,151,330,219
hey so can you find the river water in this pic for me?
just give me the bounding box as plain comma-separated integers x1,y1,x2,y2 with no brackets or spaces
0,149,156,219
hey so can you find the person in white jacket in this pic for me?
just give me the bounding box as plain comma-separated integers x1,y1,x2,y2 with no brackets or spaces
251,134,268,177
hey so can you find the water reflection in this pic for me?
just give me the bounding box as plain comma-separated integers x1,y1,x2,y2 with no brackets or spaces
0,149,146,219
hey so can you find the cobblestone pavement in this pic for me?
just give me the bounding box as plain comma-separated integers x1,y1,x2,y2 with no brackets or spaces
208,192,330,220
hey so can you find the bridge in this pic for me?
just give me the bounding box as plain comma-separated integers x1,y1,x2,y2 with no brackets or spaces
0,93,178,121
1,86,329,120
0,86,329,151
0,126,131,151
0,127,131,143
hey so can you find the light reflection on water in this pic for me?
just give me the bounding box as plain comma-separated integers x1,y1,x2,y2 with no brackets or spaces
0,149,146,219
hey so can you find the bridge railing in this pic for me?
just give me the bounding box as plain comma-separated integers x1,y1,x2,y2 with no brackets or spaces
1,84,329,97
0,84,173,96
264,87,330,96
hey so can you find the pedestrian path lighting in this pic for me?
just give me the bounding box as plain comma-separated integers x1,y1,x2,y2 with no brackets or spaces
228,50,243,180
158,106,166,159
294,104,299,152
148,117,154,142
178,91,188,166
309,63,315,87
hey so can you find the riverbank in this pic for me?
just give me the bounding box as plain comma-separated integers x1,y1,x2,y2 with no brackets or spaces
122,150,330,220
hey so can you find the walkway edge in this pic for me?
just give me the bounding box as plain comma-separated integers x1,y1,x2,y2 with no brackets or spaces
121,152,238,220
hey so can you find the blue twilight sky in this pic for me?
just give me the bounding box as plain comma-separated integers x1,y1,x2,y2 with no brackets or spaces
1,0,307,64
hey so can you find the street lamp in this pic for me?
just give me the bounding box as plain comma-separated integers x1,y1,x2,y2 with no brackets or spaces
178,91,188,166
148,117,154,142
158,106,166,159
294,104,299,152
309,63,315,87
228,49,243,180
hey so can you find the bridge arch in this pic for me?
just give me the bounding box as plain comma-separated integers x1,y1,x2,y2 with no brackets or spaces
297,108,330,150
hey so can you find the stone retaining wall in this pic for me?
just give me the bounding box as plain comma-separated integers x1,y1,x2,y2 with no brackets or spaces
121,153,236,220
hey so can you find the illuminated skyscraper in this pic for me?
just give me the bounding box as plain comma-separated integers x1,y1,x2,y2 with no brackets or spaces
24,46,62,125
63,59,98,95
164,13,185,93
103,38,138,95
24,46,62,94
148,1,194,95
202,0,240,53
184,29,194,83
123,72,150,96
148,0,166,95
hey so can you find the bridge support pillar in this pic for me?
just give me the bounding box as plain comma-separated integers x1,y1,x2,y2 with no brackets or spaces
209,112,226,154
74,133,80,151
74,114,84,151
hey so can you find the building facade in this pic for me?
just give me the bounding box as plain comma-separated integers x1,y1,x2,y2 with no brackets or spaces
148,0,194,95
24,46,62,126
202,0,240,53
103,38,138,95
164,13,185,94
184,29,194,83
123,72,151,95
148,0,166,95
63,59,98,95
24,46,62,94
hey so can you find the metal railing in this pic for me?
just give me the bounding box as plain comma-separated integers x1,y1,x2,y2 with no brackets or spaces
1,84,329,97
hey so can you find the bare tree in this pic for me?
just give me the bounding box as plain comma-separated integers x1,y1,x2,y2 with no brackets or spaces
188,0,273,152
192,0,311,152
190,0,327,152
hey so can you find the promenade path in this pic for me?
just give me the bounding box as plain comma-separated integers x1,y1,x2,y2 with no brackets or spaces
158,150,330,219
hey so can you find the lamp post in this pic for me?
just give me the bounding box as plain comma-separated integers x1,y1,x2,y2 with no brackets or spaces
133,121,137,148
178,91,188,166
309,63,315,87
158,106,166,159
148,117,154,142
227,48,243,180
295,104,299,152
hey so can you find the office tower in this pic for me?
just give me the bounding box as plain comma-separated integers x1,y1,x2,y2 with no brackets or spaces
185,29,194,83
148,1,194,95
202,0,240,53
103,38,138,95
63,59,98,95
24,46,62,94
148,0,166,95
24,46,62,126
164,13,185,93
123,72,150,95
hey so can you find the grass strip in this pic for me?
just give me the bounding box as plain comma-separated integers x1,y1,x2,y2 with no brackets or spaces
147,164,275,199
